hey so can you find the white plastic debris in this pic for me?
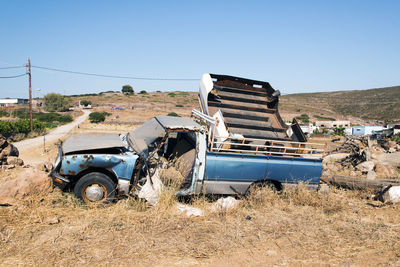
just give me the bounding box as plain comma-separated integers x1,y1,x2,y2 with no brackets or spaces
211,196,241,212
176,203,204,216
382,186,400,203
138,170,164,205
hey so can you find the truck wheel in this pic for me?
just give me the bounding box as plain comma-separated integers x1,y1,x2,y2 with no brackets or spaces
246,181,281,196
74,172,116,203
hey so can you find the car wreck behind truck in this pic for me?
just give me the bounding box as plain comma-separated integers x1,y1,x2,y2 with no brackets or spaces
50,74,324,203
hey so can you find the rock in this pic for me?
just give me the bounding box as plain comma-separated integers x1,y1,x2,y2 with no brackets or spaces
43,217,59,225
356,161,375,172
6,156,24,166
323,153,350,163
366,170,377,180
379,186,400,203
211,196,241,212
389,148,396,153
42,161,53,172
0,168,52,205
374,163,398,179
383,141,397,151
0,144,19,162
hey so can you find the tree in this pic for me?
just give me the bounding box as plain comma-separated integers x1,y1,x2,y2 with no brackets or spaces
139,90,147,94
122,85,134,94
333,127,345,136
80,100,92,107
43,93,70,112
89,112,106,123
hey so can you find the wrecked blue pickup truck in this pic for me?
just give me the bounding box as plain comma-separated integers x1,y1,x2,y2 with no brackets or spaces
50,74,324,203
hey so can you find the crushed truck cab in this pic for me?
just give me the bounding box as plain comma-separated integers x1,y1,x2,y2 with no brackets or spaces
50,74,324,203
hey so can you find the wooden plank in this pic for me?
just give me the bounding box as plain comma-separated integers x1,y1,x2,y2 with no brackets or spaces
223,117,272,128
208,101,273,114
325,175,400,190
214,85,269,97
217,90,270,104
209,99,270,111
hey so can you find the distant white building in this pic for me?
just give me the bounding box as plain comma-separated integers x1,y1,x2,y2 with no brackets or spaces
0,98,28,107
352,126,384,136
316,120,350,129
300,123,318,135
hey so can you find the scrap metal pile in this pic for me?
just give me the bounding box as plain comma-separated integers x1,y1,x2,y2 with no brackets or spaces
199,73,307,143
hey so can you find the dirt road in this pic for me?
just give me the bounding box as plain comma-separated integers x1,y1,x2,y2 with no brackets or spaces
12,110,90,164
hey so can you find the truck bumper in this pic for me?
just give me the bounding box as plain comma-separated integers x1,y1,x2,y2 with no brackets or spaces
49,170,70,190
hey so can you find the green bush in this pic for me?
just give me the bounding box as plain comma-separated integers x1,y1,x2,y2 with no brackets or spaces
122,85,134,94
0,119,45,135
168,92,176,97
296,114,310,123
314,115,335,121
175,104,184,107
167,112,180,117
139,90,147,94
89,112,106,123
332,127,345,136
80,100,92,106
390,134,400,144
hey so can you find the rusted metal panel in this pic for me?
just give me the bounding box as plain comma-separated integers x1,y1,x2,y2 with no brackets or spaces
201,73,306,142
128,116,202,157
62,133,125,154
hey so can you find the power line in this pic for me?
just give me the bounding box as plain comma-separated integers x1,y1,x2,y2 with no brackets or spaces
31,65,198,81
0,65,25,69
0,73,27,79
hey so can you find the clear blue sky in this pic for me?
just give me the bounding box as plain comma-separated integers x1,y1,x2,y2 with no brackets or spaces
1,0,399,98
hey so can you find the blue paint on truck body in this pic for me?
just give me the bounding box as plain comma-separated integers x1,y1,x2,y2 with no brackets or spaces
59,152,139,181
205,152,322,184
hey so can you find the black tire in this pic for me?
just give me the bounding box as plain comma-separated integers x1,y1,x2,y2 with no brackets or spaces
74,172,117,203
246,180,281,197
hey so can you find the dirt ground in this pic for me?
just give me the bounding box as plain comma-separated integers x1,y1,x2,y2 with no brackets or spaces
1,184,400,266
1,93,400,266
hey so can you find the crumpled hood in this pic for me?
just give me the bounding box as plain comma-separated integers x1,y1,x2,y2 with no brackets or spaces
62,133,126,154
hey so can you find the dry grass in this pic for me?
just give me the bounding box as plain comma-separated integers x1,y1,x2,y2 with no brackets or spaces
3,92,400,265
1,184,400,266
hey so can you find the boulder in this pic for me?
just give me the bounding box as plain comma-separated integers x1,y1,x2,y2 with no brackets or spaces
374,163,398,179
356,161,375,172
0,144,19,160
0,168,52,205
6,156,24,166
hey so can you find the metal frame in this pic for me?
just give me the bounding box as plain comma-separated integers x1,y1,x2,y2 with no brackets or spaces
210,135,325,157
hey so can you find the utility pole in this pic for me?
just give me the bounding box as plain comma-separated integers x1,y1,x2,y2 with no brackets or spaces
28,58,33,132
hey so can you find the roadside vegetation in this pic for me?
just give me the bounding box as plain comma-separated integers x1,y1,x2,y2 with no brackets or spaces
0,108,74,141
43,93,70,112
89,111,111,123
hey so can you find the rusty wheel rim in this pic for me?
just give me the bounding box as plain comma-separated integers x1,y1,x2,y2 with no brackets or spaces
82,183,108,203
